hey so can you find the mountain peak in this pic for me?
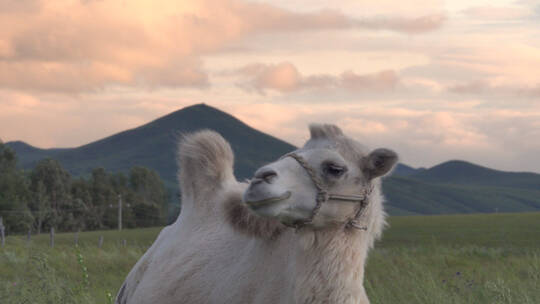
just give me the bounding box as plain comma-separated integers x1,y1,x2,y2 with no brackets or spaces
430,159,495,172
8,103,296,183
180,103,210,110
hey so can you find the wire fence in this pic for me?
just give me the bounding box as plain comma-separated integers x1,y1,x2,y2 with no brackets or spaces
0,226,134,249
0,202,172,247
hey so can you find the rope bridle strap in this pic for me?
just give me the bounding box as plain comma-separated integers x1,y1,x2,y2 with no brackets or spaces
284,152,373,231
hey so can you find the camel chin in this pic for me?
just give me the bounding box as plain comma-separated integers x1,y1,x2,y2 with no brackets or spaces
244,185,318,226
243,185,291,217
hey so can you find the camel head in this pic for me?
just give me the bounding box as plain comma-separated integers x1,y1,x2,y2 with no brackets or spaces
243,124,397,229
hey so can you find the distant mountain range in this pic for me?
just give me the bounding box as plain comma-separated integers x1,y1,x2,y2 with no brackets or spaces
6,104,540,215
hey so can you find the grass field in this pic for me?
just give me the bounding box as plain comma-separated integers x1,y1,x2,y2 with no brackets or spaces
1,212,539,303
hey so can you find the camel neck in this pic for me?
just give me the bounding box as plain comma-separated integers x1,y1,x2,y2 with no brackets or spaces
292,229,370,304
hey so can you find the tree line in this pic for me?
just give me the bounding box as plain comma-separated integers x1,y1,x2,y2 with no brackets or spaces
0,141,169,234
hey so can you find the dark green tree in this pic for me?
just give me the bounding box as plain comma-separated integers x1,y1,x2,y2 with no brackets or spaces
129,167,167,227
70,178,93,230
29,159,72,233
89,168,117,229
0,141,32,233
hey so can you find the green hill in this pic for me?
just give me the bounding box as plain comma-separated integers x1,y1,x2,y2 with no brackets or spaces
384,160,540,215
406,160,540,190
6,104,540,216
383,176,540,215
6,141,69,165
7,104,296,190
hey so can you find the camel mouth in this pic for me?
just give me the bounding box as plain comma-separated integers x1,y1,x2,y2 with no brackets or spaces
245,191,291,209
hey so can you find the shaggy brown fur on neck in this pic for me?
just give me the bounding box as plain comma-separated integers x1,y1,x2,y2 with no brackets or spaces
224,191,285,240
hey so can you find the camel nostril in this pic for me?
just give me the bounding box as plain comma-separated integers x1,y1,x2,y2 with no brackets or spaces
254,169,278,183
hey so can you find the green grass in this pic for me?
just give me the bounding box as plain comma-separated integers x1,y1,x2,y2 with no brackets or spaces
0,228,160,303
366,247,540,304
366,212,540,303
1,212,539,303
379,212,540,250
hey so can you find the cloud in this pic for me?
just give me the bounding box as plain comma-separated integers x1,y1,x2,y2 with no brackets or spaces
0,0,41,13
340,70,399,91
237,62,303,93
352,14,446,33
461,6,531,20
448,81,540,98
251,0,445,20
242,7,445,34
235,62,399,94
0,0,444,93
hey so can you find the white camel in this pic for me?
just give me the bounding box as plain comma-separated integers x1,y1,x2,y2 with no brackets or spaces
116,124,397,304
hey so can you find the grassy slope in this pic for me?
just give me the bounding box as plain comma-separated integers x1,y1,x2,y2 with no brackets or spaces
1,212,539,303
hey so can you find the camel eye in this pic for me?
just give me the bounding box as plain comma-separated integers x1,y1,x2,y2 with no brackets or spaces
324,163,346,177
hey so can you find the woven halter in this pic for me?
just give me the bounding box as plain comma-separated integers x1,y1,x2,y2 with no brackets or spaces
284,152,373,231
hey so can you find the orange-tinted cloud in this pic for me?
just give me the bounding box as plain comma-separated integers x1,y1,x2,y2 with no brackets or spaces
235,62,398,94
352,14,446,33
0,0,443,93
462,6,531,20
448,81,540,98
340,70,399,91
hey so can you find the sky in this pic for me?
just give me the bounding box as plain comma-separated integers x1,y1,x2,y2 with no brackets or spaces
0,0,539,173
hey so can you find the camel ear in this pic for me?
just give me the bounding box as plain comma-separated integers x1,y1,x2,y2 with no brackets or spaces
363,148,398,179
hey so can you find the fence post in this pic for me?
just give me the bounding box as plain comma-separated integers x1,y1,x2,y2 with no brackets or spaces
50,227,55,248
118,194,122,231
98,235,103,248
0,217,5,248
74,229,80,246
122,239,127,247
27,229,31,245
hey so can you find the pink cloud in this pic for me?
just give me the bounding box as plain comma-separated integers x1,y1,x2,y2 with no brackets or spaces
235,62,398,94
462,6,531,20
240,5,445,34
340,70,399,91
0,0,443,93
448,80,540,98
353,14,446,34
239,62,302,93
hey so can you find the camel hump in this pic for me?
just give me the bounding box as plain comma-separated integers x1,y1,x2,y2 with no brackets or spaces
177,130,235,203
